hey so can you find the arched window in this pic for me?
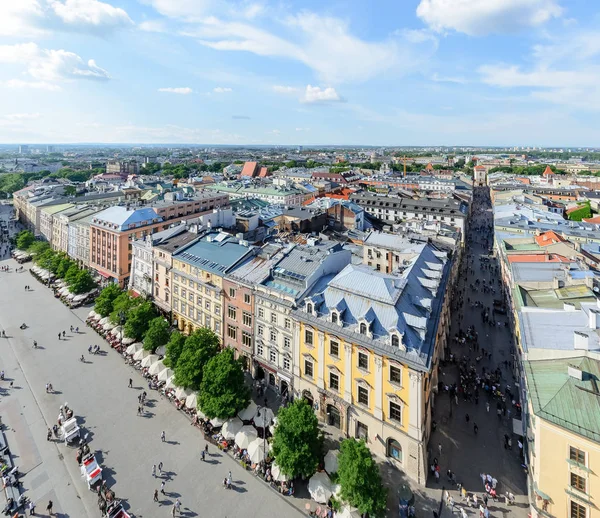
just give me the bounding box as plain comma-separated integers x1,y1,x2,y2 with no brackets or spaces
331,312,338,324
387,438,402,461
306,303,313,314
391,334,399,347
360,322,367,335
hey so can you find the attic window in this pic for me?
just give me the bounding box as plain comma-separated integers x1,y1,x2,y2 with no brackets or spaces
360,322,367,335
331,312,338,324
306,303,313,314
391,334,400,348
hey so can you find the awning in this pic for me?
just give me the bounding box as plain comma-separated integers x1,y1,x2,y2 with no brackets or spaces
97,270,112,279
512,418,524,437
533,481,552,502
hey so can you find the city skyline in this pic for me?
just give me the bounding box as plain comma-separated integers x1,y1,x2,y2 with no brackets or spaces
1,0,599,146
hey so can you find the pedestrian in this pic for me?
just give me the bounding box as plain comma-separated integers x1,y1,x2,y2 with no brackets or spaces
138,405,142,415
486,402,490,413
205,444,208,455
175,498,181,513
160,481,166,495
153,489,158,502
45,383,49,393
465,413,470,423
483,494,488,506
58,333,60,341
158,461,163,475
448,496,454,513
28,500,35,515
474,423,478,434
62,331,65,338
128,378,132,388
46,500,53,516
434,470,440,483
46,428,52,441
161,430,166,442
438,443,442,455
152,464,156,478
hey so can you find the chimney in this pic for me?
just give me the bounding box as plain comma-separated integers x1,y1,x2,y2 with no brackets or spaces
574,331,591,351
589,308,600,330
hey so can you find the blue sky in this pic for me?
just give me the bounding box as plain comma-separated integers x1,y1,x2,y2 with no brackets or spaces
0,0,599,146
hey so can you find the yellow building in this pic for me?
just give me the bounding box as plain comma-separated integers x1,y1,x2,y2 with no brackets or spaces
524,356,600,518
294,245,451,485
170,231,253,339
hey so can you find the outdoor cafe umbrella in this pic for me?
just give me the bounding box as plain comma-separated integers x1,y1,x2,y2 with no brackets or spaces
141,354,158,368
234,426,258,449
157,367,173,382
308,472,333,504
103,322,116,332
122,337,135,346
247,438,267,464
148,359,166,376
165,376,176,390
253,407,274,428
337,506,360,518
175,387,192,400
110,325,123,336
133,349,150,361
98,317,110,326
221,417,243,440
210,416,226,428
185,393,198,409
324,449,339,474
271,462,288,482
237,400,258,421
126,343,142,355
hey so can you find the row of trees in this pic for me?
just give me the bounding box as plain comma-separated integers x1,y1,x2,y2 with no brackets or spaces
93,286,250,420
15,231,97,294
272,399,387,516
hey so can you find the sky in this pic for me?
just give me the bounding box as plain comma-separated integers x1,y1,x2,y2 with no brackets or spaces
0,0,599,147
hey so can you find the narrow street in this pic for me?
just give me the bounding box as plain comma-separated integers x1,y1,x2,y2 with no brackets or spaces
427,187,528,517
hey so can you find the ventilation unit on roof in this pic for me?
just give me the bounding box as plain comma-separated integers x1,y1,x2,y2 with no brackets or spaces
567,365,583,381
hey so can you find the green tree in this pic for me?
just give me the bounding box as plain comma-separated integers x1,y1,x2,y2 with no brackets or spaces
68,270,97,294
173,328,220,390
56,257,75,278
337,438,387,517
123,301,156,340
64,263,80,285
64,185,77,196
27,240,50,257
94,284,123,317
198,348,250,419
109,292,141,324
163,331,186,368
143,317,171,352
15,230,35,250
271,399,322,479
0,173,25,195
35,248,56,270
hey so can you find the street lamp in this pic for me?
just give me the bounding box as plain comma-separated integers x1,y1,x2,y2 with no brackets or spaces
257,405,268,467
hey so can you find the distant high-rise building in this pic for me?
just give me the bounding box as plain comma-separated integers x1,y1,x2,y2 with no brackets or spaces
19,145,29,154
46,145,54,152
106,160,139,176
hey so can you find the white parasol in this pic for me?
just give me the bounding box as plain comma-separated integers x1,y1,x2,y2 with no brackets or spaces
308,472,333,504
148,359,166,375
87,310,97,319
221,417,243,440
126,342,142,355
165,376,176,389
133,349,150,361
237,400,258,421
324,449,339,474
122,337,136,346
210,416,226,428
337,506,361,518
234,425,258,449
103,322,116,331
185,393,198,409
98,317,110,326
253,407,274,428
247,438,268,464
157,368,173,382
271,462,288,482
110,325,123,336
141,354,158,368
175,387,192,400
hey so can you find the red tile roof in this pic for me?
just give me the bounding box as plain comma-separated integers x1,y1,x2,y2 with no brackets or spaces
507,254,570,263
542,165,555,177
240,161,258,177
258,167,269,178
583,216,600,224
535,231,567,247
425,163,434,171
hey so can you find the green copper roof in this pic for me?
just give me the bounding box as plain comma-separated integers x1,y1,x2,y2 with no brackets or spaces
524,356,600,443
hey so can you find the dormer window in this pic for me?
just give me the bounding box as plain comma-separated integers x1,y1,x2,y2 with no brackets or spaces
360,323,367,335
306,303,313,314
331,312,338,324
391,334,400,348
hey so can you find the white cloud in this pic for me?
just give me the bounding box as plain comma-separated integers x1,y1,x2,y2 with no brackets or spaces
213,87,232,93
139,19,167,32
0,0,133,36
158,87,193,94
302,85,342,103
142,0,211,20
188,12,434,83
0,43,110,83
49,0,132,29
0,79,61,91
431,73,468,84
416,0,562,36
4,113,40,120
272,85,299,94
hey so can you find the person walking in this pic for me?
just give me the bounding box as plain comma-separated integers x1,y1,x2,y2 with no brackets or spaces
465,413,470,424
438,443,442,456
161,431,166,442
448,496,454,513
160,481,165,495
474,423,479,434
152,464,156,478
128,378,133,388
46,500,53,516
158,461,163,476
153,489,159,502
174,498,181,515
28,499,35,516
58,333,61,341
486,402,490,413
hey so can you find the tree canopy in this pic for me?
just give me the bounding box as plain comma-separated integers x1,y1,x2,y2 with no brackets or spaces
16,230,35,250
123,300,156,340
143,317,171,352
0,173,25,196
337,438,387,517
198,348,250,419
68,270,97,294
271,399,322,479
173,328,220,390
27,240,50,257
163,331,186,368
109,291,141,324
94,284,123,317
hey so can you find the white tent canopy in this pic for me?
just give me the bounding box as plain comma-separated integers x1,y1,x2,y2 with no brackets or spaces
237,400,258,421
253,407,274,428
110,325,123,336
221,417,243,440
247,438,267,464
141,354,158,368
157,368,173,382
185,393,198,410
148,359,166,375
133,349,150,361
175,387,192,400
234,426,258,449
122,337,136,346
126,343,142,355
337,505,360,518
324,450,339,474
210,416,226,428
271,462,288,482
165,376,177,390
308,472,333,504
